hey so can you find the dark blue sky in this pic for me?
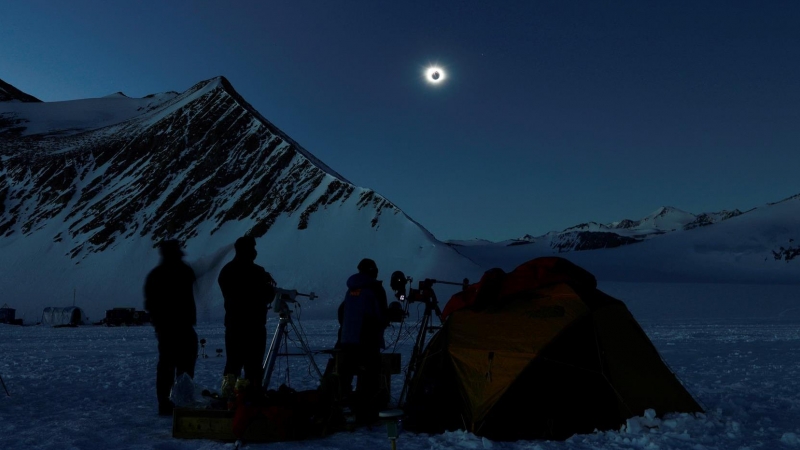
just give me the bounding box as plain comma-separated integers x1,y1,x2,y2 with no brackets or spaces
2,1,799,241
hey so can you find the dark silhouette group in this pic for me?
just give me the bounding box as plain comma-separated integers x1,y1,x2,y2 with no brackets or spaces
143,237,389,424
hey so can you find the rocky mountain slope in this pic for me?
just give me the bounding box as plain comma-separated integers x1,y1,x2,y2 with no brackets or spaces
0,79,41,103
1,75,796,321
0,77,481,321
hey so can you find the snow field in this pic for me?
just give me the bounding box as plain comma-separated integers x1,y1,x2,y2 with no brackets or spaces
2,310,800,450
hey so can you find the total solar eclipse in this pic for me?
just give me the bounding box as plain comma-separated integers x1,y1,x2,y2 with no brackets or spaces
426,67,446,84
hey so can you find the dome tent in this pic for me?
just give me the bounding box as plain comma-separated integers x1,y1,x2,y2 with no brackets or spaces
0,304,16,324
41,306,89,327
403,257,703,441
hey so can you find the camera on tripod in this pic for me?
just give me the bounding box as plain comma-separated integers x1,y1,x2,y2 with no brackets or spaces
390,271,469,305
389,271,437,304
390,271,468,407
269,288,317,318
390,271,413,302
388,271,470,324
199,338,208,358
262,286,322,390
408,278,438,305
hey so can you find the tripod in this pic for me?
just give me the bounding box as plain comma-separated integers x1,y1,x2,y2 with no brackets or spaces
396,277,467,408
261,288,323,391
397,291,440,407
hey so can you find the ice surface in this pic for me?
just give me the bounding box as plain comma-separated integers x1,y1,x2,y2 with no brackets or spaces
2,298,800,450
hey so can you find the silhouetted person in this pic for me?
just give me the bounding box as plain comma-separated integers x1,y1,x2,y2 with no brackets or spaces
143,239,198,416
337,258,389,424
218,236,276,394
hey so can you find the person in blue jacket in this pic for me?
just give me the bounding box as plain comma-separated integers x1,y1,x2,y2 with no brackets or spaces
337,258,389,424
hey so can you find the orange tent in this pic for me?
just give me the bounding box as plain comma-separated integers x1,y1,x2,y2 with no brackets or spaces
403,257,703,441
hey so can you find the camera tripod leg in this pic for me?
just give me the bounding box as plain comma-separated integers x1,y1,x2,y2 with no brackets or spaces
288,319,323,379
397,306,434,407
262,319,288,389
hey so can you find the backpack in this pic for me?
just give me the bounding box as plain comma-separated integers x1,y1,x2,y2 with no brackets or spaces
340,283,382,348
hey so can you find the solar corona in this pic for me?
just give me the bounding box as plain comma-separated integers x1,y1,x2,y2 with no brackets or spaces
426,67,446,84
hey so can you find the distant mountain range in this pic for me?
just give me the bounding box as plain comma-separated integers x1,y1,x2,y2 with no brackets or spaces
0,76,797,321
449,205,748,252
449,195,800,284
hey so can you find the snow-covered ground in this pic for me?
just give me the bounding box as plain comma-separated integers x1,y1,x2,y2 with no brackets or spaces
2,281,800,450
0,92,179,136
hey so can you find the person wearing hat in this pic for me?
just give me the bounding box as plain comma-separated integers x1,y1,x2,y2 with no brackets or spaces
336,257,389,425
218,235,276,396
143,239,198,416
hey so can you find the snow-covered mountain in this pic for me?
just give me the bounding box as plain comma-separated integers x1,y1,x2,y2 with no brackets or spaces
2,75,797,323
0,79,41,103
459,206,745,253
451,195,800,284
0,76,482,321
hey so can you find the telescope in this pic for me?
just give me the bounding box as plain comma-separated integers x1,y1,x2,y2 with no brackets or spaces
269,288,317,318
390,270,469,305
390,271,412,301
390,270,469,408
262,286,322,390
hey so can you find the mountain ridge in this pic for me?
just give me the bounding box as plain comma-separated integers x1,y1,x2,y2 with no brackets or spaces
0,76,480,320
0,76,378,253
0,78,42,103
450,194,800,285
0,76,797,323
448,203,753,253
